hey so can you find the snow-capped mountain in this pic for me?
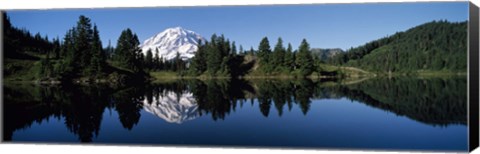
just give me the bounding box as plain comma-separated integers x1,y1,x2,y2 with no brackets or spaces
143,91,199,124
140,27,205,61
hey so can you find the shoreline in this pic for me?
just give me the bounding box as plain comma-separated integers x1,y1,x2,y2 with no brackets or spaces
3,72,467,85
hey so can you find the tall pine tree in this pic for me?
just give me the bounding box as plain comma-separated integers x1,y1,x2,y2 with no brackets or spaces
239,45,244,55
89,24,106,77
284,43,294,71
206,34,223,75
295,39,314,77
114,28,144,74
231,41,237,56
75,15,94,74
145,49,153,71
272,37,286,71
258,37,272,73
153,48,161,70
189,40,207,75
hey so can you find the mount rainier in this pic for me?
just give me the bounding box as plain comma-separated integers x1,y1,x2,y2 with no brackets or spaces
140,27,205,61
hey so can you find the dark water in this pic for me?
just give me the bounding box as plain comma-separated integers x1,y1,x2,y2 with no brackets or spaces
3,77,468,151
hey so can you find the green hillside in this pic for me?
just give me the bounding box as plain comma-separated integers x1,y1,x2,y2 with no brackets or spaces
329,20,467,74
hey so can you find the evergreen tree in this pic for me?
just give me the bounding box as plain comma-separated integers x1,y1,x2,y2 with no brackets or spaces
312,54,322,76
105,40,115,59
39,50,54,78
173,52,181,72
153,48,160,70
145,49,153,71
160,57,167,70
89,24,106,77
221,36,230,56
284,43,294,71
206,34,223,75
114,28,144,74
217,38,232,76
207,46,222,75
295,39,314,77
52,37,61,59
75,15,94,73
34,33,43,53
219,57,231,77
136,41,145,72
249,47,255,55
59,28,77,78
176,53,187,72
272,37,286,71
239,45,244,55
257,37,272,73
189,40,207,75
231,41,237,56
2,12,11,30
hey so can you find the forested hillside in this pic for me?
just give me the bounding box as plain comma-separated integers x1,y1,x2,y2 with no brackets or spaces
329,20,467,73
3,13,149,83
3,13,53,59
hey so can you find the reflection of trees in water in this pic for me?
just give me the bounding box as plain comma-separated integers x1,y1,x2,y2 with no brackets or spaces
4,84,66,141
184,79,317,119
62,86,108,142
185,80,250,120
4,84,145,142
154,78,467,125
4,84,109,142
340,77,467,126
256,80,273,117
294,80,314,115
253,80,313,117
4,77,467,142
112,87,144,130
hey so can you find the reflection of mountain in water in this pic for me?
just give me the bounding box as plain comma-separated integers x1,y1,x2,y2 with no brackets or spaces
143,91,199,124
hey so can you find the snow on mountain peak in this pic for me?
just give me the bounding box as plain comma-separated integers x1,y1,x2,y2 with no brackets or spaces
140,27,205,61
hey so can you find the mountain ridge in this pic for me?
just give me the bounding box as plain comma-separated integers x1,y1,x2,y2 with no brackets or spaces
310,48,344,62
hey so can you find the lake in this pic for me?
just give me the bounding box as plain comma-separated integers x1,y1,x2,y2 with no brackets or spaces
2,77,468,152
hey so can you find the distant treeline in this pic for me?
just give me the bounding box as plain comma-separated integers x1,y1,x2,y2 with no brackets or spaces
186,36,322,77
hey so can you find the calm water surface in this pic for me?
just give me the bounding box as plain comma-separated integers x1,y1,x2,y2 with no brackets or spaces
3,77,467,151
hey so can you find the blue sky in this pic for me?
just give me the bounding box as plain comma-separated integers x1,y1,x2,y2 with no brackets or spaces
7,2,468,51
